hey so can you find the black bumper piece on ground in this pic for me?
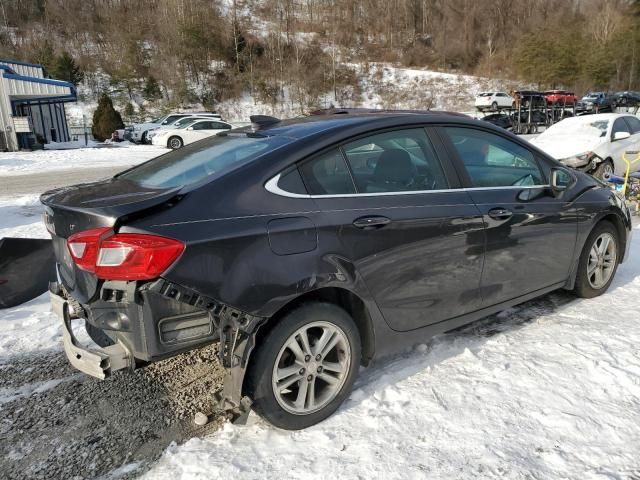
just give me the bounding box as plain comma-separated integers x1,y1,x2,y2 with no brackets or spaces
0,237,56,308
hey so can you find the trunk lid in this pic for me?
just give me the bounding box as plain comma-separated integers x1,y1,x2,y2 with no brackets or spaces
40,177,181,303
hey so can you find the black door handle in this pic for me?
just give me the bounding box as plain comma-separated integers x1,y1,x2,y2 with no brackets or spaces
487,208,513,220
353,216,391,229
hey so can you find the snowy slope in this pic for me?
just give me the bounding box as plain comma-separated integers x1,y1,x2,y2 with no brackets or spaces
145,228,640,480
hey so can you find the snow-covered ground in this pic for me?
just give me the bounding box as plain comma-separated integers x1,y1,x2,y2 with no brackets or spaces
0,143,165,177
143,237,640,479
1,147,640,480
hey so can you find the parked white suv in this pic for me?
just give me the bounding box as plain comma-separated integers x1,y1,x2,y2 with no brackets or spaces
475,92,513,111
131,112,221,144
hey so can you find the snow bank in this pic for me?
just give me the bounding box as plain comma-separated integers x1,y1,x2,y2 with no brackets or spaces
145,226,640,480
0,195,48,239
0,144,165,176
43,139,99,150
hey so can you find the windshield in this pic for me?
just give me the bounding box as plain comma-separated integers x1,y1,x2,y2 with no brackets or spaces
540,118,609,139
118,134,291,188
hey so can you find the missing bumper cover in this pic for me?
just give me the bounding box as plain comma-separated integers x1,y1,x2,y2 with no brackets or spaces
149,280,266,417
50,282,132,379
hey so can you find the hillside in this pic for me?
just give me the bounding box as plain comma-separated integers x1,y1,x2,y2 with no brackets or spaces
0,0,638,123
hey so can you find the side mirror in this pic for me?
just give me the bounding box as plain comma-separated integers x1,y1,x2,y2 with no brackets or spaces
550,167,573,194
613,131,631,141
186,127,194,131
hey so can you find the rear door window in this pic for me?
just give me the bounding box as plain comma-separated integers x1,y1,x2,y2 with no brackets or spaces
342,129,449,193
444,127,546,187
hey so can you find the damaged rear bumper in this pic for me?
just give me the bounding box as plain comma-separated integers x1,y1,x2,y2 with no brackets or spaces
50,283,132,379
49,279,265,420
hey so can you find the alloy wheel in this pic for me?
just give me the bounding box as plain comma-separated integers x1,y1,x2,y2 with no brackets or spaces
272,321,351,415
587,232,617,289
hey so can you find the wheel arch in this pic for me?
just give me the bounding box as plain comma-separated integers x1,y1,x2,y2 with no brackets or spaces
254,287,376,367
564,212,628,290
167,135,183,148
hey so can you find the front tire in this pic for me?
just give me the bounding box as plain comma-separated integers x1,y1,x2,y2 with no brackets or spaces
491,101,498,111
168,136,183,149
593,159,614,180
246,302,361,430
573,221,619,298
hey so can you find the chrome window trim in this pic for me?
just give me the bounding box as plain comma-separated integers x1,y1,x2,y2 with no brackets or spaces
265,173,550,199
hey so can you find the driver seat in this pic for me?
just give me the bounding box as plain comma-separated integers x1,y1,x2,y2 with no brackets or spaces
366,149,417,193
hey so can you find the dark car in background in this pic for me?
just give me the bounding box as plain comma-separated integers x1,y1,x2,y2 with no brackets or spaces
577,92,617,112
481,112,513,131
615,91,640,108
513,90,547,109
42,111,632,430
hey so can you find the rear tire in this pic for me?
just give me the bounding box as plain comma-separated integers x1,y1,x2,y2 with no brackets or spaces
573,221,620,298
168,136,183,149
246,302,361,430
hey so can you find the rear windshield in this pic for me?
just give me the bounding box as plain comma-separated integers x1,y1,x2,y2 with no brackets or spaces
118,133,291,188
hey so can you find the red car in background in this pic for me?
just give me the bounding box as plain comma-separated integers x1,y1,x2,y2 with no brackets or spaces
544,90,577,105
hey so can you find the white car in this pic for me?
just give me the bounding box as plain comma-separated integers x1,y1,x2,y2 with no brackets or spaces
131,112,221,143
152,119,234,149
475,92,513,111
531,113,640,179
146,115,214,141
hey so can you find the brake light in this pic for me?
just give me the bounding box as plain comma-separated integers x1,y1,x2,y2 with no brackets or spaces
67,227,111,272
67,228,184,281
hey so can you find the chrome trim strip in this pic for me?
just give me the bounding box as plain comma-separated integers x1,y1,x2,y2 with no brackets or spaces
265,173,550,199
264,174,311,198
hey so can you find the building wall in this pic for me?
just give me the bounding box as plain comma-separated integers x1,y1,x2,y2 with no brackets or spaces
23,102,70,144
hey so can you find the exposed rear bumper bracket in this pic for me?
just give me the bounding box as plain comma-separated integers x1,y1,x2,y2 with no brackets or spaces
149,280,266,413
49,282,133,379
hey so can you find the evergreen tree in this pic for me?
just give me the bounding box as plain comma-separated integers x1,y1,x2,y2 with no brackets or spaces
91,94,124,142
142,76,162,101
51,51,84,85
32,41,55,75
123,102,135,122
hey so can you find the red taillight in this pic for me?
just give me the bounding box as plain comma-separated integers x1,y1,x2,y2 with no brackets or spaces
67,227,112,272
67,228,184,281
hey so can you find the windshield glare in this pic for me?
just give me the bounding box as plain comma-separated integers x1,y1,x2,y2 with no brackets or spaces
118,134,291,189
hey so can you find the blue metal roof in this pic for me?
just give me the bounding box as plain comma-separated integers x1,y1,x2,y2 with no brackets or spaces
0,58,44,69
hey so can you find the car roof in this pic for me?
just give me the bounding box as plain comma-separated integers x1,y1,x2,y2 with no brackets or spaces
241,111,472,139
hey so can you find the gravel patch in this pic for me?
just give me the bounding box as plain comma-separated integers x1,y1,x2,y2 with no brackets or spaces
0,345,226,479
